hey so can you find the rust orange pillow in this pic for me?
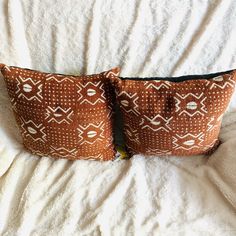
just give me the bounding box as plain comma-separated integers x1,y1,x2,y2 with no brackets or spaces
0,64,120,161
111,70,236,156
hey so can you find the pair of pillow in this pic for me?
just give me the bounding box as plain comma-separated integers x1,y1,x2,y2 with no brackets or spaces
1,64,235,161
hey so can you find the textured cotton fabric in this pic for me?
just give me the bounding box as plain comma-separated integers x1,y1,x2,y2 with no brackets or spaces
0,64,119,161
0,0,236,235
112,71,236,156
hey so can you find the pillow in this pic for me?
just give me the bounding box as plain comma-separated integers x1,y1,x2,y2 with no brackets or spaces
0,64,120,161
111,69,236,156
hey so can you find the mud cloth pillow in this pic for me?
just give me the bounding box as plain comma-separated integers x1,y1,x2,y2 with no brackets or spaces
111,69,236,156
0,64,120,161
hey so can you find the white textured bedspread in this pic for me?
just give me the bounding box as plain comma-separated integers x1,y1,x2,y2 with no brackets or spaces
0,0,236,235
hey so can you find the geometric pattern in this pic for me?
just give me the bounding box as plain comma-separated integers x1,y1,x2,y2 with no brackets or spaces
112,69,236,156
124,124,140,144
45,106,74,124
20,118,47,143
208,74,235,90
144,81,171,90
77,122,105,145
76,81,106,105
174,93,207,117
49,146,78,159
117,91,140,116
0,64,120,161
172,133,204,151
206,117,216,132
145,148,172,156
16,76,43,102
45,75,74,83
139,114,172,132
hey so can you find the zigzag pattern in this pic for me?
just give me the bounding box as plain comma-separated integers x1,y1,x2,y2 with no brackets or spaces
77,121,105,145
202,139,219,150
104,68,120,78
117,91,140,116
207,117,215,132
3,65,11,72
209,76,235,90
49,146,77,158
124,124,140,144
45,106,73,124
76,81,106,105
16,76,43,102
140,114,172,132
45,75,74,83
175,92,207,117
145,148,171,155
21,118,47,143
76,153,104,161
173,133,204,151
144,81,170,90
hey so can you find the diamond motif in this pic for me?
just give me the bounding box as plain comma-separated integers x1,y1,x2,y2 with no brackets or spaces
45,106,74,124
175,93,207,117
117,91,140,116
77,122,105,145
16,76,43,102
21,118,46,142
76,81,106,105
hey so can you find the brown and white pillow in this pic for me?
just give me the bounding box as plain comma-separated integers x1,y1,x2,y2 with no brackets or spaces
111,69,236,156
0,64,120,161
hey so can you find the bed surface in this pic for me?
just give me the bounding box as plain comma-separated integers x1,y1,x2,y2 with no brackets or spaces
0,0,236,235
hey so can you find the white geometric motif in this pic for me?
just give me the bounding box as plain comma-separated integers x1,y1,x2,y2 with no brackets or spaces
217,113,224,122
117,91,140,116
21,118,46,142
202,139,218,150
207,117,215,132
175,93,207,117
77,121,105,145
145,148,171,155
76,81,105,105
104,69,120,78
16,76,43,102
3,65,11,72
124,124,140,144
209,75,235,90
49,146,77,158
10,98,17,112
212,76,224,82
29,148,45,157
106,106,113,119
140,114,172,132
45,75,74,83
45,106,73,124
144,81,171,90
173,133,204,150
76,153,104,161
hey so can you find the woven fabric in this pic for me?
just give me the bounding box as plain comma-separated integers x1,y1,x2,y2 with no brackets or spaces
0,64,120,161
112,70,236,156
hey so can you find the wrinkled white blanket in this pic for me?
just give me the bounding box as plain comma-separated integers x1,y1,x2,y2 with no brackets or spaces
0,0,236,235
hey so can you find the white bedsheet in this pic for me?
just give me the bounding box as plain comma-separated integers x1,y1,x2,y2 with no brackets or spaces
0,0,236,235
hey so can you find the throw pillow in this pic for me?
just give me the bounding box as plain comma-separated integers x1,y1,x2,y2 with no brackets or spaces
0,63,120,161
111,69,236,156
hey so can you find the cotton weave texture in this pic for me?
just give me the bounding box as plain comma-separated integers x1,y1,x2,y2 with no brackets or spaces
0,64,120,161
112,70,236,156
